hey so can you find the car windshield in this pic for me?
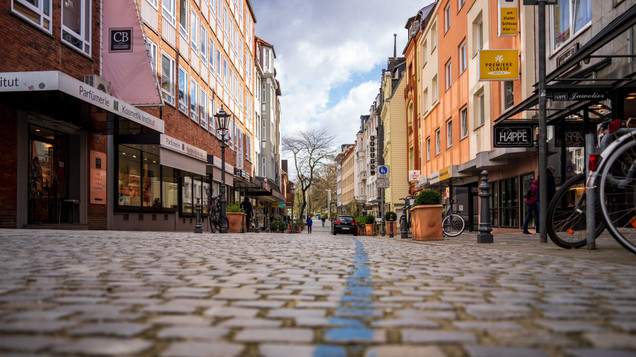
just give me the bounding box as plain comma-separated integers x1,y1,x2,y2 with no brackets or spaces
339,216,354,223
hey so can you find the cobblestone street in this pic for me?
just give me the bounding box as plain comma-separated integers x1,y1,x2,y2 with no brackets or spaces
0,224,635,357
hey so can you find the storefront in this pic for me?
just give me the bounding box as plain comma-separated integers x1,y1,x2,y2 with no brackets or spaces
0,71,164,229
427,165,479,231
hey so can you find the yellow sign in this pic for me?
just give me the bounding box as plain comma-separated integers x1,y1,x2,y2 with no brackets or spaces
439,166,452,182
479,49,519,81
498,0,518,36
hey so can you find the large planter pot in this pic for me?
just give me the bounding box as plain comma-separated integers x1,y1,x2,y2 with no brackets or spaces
386,221,397,236
365,224,375,236
411,205,443,241
227,212,245,233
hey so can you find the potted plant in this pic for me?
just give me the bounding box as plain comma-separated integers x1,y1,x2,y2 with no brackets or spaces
385,211,398,236
295,217,305,233
226,203,245,233
355,216,366,236
410,189,443,241
364,215,376,236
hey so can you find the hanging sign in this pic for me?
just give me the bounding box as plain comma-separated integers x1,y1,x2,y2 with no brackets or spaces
479,50,519,81
439,166,452,182
409,170,420,182
498,0,518,37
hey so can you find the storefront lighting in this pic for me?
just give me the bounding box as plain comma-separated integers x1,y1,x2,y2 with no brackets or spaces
626,96,635,100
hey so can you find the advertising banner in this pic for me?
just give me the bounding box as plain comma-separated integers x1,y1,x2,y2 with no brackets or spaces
479,49,519,81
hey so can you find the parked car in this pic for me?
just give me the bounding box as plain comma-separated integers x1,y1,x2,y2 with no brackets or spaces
332,215,357,236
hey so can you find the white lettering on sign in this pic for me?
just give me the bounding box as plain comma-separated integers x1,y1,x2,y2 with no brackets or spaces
499,129,528,143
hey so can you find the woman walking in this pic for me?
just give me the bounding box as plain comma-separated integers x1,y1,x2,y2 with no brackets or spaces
522,179,539,234
306,215,313,233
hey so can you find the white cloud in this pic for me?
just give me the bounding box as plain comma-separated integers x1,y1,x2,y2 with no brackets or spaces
251,0,434,148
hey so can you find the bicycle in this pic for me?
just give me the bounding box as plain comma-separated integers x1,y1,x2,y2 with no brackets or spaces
398,195,414,238
208,195,229,233
546,118,636,254
442,199,465,237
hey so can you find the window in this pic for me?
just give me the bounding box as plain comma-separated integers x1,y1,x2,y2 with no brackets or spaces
473,14,483,56
61,0,91,55
459,40,467,74
200,89,208,129
409,147,414,171
216,50,222,77
503,81,514,110
146,39,157,77
446,119,453,148
460,106,468,139
12,0,53,33
209,38,216,73
209,99,216,134
147,0,158,8
423,88,429,113
431,22,437,49
445,60,452,90
181,175,208,215
458,0,465,9
200,25,207,64
190,10,199,52
423,40,428,65
161,52,175,105
552,0,591,50
444,3,451,33
435,129,441,155
432,75,438,103
190,79,199,122
178,66,188,114
117,145,170,211
178,0,188,38
162,0,176,25
475,90,485,128
426,137,431,161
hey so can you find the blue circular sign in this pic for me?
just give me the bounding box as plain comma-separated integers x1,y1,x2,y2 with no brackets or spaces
378,166,388,175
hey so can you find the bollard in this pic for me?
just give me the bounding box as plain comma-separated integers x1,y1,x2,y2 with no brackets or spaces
381,221,386,237
401,205,408,238
477,170,493,243
254,212,259,233
265,215,270,233
194,198,202,233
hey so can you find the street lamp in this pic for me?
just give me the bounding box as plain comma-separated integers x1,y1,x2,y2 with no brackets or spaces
215,105,231,234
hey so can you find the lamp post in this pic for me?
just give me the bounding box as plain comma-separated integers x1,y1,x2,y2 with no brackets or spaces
215,106,231,234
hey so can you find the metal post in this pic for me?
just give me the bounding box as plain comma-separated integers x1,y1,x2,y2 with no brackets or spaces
219,134,228,234
477,170,493,243
194,198,202,233
401,204,408,238
585,132,596,249
254,211,259,233
538,0,548,243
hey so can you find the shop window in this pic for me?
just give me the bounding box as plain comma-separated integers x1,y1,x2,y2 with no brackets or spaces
118,146,142,208
12,0,53,34
142,153,160,208
520,173,535,229
162,167,178,210
551,0,591,50
61,0,91,55
499,176,519,227
490,181,499,227
181,174,209,216
182,176,192,214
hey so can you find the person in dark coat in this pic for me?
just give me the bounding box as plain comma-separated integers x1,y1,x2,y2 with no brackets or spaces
522,179,539,234
240,197,253,230
306,215,313,233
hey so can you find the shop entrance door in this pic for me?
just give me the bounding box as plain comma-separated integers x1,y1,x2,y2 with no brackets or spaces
28,125,70,224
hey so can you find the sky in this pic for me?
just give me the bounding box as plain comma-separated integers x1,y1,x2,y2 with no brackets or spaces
250,0,435,154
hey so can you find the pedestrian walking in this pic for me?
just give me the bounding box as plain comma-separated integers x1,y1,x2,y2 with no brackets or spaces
306,215,313,233
240,197,253,231
321,216,326,227
522,179,539,234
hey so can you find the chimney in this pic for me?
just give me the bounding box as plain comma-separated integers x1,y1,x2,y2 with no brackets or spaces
393,33,397,59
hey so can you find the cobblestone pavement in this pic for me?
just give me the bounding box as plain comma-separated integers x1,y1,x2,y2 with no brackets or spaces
0,223,635,357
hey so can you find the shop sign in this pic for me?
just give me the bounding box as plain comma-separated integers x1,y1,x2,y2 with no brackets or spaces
160,134,207,161
494,126,534,147
479,50,519,81
109,28,133,52
555,126,585,147
90,151,107,205
428,171,440,183
279,203,286,208
439,166,452,182
498,0,518,37
409,170,420,182
551,91,607,101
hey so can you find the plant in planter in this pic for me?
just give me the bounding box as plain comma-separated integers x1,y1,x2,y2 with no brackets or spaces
411,189,443,241
355,216,366,235
226,203,245,233
385,211,398,236
269,215,284,232
295,218,305,232
363,215,376,236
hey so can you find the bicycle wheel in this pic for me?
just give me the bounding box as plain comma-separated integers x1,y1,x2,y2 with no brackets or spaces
442,214,465,237
599,139,636,254
546,173,605,249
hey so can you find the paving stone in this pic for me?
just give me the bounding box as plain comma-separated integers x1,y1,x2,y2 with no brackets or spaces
565,349,636,357
161,342,244,357
465,304,532,319
364,345,447,357
0,336,66,352
157,326,229,340
218,318,282,328
267,308,326,319
0,320,77,333
52,337,152,356
463,345,549,357
401,330,477,344
260,344,347,357
535,320,606,333
453,321,524,330
234,328,314,343
583,332,636,349
324,328,386,343
70,323,151,337
203,307,259,318
150,315,212,326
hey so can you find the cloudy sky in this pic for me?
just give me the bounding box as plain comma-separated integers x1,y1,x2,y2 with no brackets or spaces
250,0,435,151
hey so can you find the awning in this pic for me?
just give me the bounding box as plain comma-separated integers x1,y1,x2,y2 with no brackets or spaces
160,149,206,176
0,71,164,133
206,155,234,187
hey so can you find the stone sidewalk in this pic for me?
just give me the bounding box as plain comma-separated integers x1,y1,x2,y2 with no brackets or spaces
0,227,635,357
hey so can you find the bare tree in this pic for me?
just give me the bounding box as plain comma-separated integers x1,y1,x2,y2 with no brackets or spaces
282,128,335,218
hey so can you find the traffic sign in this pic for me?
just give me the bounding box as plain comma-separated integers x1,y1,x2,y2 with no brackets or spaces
378,165,389,177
